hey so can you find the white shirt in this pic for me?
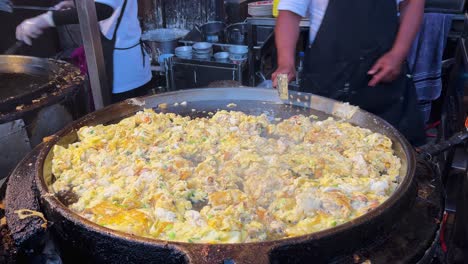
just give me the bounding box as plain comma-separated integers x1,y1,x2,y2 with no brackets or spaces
96,0,151,93
278,0,405,43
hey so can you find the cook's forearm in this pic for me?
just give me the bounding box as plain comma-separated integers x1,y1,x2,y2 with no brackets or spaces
275,10,301,67
392,0,425,58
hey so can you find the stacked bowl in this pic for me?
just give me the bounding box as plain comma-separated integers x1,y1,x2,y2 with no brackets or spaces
175,46,193,59
229,45,248,64
192,42,213,61
214,52,229,63
248,1,273,17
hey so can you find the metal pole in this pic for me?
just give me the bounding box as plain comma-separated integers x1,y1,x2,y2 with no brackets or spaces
76,0,110,109
247,22,255,86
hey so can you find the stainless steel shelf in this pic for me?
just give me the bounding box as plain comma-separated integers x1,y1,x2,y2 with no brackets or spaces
246,17,310,28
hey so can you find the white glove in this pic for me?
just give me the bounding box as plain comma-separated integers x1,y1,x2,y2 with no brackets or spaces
16,12,55,46
54,0,75,11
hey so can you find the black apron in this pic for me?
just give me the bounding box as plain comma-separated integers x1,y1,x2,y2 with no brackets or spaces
301,0,426,146
100,0,146,93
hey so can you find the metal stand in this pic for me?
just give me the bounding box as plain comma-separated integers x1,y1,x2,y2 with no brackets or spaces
75,0,110,109
167,57,244,90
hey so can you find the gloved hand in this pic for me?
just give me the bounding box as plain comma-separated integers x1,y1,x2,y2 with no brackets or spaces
16,12,55,46
54,0,75,11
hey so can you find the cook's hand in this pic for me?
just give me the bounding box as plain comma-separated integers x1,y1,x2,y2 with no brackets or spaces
367,51,405,87
16,12,54,46
54,0,74,11
272,64,296,88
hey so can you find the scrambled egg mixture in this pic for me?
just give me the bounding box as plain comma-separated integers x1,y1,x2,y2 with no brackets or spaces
51,109,401,243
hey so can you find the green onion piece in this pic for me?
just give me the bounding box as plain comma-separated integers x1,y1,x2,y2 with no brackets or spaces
168,231,176,239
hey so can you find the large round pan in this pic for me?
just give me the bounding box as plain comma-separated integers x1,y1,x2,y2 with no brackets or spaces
36,88,417,263
0,56,62,111
0,55,83,122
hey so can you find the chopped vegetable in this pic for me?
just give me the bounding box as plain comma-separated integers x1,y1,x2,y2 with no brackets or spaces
51,109,400,243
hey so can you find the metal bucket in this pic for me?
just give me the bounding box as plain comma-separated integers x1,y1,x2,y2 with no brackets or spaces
141,29,189,62
199,21,225,43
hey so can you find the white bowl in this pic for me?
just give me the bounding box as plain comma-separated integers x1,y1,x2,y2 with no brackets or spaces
230,57,247,65
193,52,212,57
248,0,273,17
175,50,192,55
248,1,273,7
193,56,211,61
193,42,213,51
193,49,212,54
176,53,192,58
175,49,192,59
194,54,212,59
248,4,273,17
229,45,248,54
248,11,273,17
214,52,229,59
229,53,248,60
176,55,192,59
175,46,192,53
176,52,192,56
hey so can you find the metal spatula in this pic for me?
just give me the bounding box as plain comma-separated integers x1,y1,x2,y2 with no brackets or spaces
0,0,55,13
12,5,55,11
276,73,289,100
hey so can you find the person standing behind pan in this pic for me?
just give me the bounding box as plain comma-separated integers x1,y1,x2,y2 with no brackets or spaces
16,0,152,103
272,0,427,146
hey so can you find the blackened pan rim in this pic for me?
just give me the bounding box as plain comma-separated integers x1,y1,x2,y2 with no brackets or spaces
0,55,84,123
35,88,416,248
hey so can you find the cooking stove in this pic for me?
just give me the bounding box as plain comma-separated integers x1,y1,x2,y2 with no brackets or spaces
0,147,444,264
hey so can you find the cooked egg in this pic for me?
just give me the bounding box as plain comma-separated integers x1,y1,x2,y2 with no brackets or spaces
51,109,401,243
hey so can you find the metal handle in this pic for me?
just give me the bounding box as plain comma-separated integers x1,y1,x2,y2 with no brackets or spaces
4,41,24,55
12,5,55,11
418,131,468,160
